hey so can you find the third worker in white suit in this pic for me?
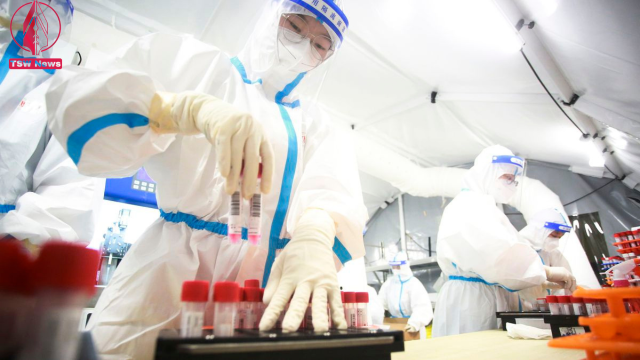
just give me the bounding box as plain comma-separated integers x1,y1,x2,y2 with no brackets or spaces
379,252,433,339
518,208,574,309
432,145,576,337
44,0,367,359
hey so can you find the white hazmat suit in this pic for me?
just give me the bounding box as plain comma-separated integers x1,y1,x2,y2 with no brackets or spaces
432,145,547,337
379,252,433,339
44,1,367,359
518,208,573,309
0,1,103,245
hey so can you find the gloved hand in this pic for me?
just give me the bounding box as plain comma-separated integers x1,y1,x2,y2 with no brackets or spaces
541,281,564,291
404,324,419,333
149,91,274,198
544,266,576,292
259,209,346,332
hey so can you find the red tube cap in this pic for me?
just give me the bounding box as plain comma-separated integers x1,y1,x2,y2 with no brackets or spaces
181,280,209,302
341,291,345,303
546,295,558,303
0,241,34,295
557,296,571,304
244,287,262,302
244,279,260,288
356,292,369,303
32,241,100,296
343,291,356,303
213,281,240,302
570,296,583,303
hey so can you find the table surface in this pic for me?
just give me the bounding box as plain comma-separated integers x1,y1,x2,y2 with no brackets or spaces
391,330,585,360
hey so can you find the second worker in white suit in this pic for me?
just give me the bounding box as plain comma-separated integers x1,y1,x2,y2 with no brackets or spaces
379,252,433,339
432,145,576,337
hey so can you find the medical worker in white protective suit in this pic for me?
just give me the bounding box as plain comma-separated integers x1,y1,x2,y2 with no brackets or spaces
518,208,574,309
432,145,576,337
0,1,103,248
44,0,367,359
379,252,433,339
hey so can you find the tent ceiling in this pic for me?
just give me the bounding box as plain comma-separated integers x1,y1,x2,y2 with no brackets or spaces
71,0,640,216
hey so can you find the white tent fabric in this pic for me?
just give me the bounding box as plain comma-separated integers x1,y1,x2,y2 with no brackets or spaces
64,0,640,291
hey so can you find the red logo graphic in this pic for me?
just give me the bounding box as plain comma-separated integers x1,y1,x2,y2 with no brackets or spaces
10,0,62,56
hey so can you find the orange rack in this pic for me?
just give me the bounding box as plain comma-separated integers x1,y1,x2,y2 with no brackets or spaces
548,287,640,360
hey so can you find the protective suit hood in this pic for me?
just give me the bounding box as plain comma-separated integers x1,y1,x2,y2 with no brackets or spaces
236,0,347,104
462,145,524,204
520,208,571,252
389,252,413,281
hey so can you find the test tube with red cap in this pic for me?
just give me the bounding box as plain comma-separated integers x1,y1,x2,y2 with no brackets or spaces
571,296,587,316
557,296,574,315
180,280,209,338
343,292,357,328
213,282,240,336
243,287,262,329
248,164,262,246
18,241,100,360
355,292,369,327
0,241,34,356
546,296,561,315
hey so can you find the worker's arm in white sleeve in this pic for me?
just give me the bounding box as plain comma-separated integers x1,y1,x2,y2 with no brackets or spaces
0,135,105,244
442,201,547,290
45,33,226,178
286,110,368,267
378,281,389,311
407,279,433,329
367,286,385,325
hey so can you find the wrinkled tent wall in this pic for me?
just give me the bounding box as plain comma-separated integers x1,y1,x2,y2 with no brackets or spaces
364,161,640,293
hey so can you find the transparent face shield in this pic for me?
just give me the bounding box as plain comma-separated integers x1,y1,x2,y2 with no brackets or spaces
490,155,526,206
241,0,348,106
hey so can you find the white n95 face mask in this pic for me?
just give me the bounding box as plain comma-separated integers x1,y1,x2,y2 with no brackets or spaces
392,269,401,276
276,30,322,73
490,178,517,203
543,237,560,252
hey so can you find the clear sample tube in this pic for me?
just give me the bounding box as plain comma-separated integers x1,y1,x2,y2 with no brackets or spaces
235,288,247,329
571,296,587,316
356,292,369,328
213,281,240,337
180,280,209,338
557,296,574,315
18,241,100,360
248,167,262,246
546,296,561,315
343,292,357,328
583,298,595,316
228,182,243,244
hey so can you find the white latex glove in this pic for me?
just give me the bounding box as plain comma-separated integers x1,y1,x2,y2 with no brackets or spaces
149,91,274,198
259,209,347,332
404,324,418,333
544,266,576,292
541,281,565,291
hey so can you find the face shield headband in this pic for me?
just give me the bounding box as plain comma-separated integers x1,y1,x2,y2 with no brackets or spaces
287,0,348,48
544,222,572,233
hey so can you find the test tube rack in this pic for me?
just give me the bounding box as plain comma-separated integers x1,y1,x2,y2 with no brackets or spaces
548,287,640,360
